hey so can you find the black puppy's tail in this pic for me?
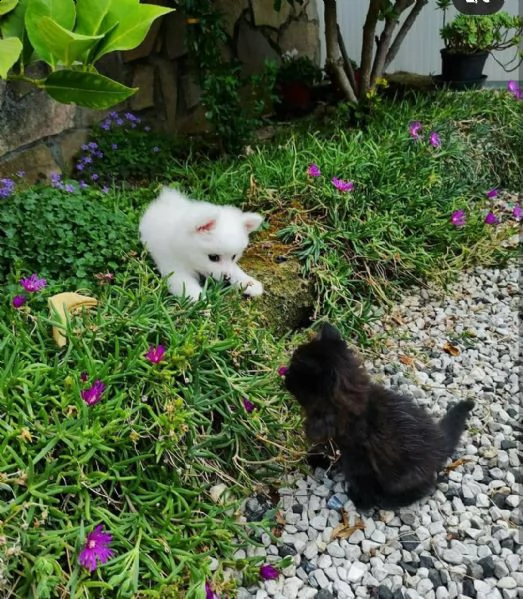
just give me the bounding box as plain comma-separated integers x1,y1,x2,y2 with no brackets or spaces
439,399,474,456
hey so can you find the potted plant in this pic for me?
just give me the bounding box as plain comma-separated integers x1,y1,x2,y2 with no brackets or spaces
435,3,523,89
275,49,323,115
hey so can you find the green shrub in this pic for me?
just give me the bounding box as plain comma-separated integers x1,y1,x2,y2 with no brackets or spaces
0,186,137,287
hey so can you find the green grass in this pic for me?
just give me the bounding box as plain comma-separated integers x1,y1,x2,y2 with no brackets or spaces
0,88,521,598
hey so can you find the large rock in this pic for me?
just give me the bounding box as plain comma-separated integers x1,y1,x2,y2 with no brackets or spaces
279,18,320,61
164,11,188,59
130,64,156,111
237,18,280,76
151,57,179,134
59,129,91,175
0,143,60,184
214,0,248,37
252,0,293,28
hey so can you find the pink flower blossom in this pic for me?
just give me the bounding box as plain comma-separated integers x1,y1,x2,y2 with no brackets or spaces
145,345,166,364
486,188,498,199
260,564,280,580
205,581,220,599
450,210,466,228
507,80,522,99
12,295,27,308
20,273,47,292
307,163,321,177
512,204,522,221
243,398,255,413
331,177,354,192
81,380,106,406
429,131,441,147
484,211,498,225
409,121,422,139
278,366,288,377
78,525,114,572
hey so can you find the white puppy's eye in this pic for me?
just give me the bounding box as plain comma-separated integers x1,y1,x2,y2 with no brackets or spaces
208,254,220,262
232,254,237,261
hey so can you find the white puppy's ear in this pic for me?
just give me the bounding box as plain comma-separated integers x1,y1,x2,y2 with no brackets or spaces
195,218,217,233
243,212,263,233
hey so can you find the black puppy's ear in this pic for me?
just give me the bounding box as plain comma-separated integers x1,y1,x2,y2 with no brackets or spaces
316,322,343,343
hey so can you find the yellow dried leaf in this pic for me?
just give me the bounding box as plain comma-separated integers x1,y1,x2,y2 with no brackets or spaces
443,457,472,473
442,341,460,356
330,517,365,541
399,354,415,366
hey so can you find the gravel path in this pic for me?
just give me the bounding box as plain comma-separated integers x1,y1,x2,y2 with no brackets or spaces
237,261,521,599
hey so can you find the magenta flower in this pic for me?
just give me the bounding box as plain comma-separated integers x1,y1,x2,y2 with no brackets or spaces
20,273,47,292
486,188,498,199
81,380,106,406
307,163,321,177
242,398,255,413
450,210,466,228
78,525,114,572
409,121,422,139
260,564,280,580
12,295,27,308
507,80,522,99
145,345,166,364
429,132,441,147
331,177,354,192
278,365,288,377
512,204,522,221
205,581,219,599
484,211,498,225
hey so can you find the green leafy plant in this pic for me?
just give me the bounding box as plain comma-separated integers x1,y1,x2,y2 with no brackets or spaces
276,50,323,86
0,185,137,286
0,0,173,109
440,12,523,70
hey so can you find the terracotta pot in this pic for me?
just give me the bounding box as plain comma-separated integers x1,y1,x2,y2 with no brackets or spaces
278,80,313,113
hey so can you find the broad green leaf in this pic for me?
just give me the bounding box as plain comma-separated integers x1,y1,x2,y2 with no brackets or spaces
0,0,33,66
0,0,18,16
75,0,113,35
37,16,104,66
0,37,22,78
43,69,138,109
25,0,76,67
94,0,174,60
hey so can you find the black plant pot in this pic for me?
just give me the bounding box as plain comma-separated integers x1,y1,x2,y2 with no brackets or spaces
440,49,489,82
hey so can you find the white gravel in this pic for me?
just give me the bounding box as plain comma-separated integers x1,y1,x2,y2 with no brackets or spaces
238,261,521,599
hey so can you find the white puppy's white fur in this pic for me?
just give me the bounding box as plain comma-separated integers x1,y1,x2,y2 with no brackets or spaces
139,187,264,301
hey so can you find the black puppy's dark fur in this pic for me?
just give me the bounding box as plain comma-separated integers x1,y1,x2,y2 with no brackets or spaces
284,323,474,510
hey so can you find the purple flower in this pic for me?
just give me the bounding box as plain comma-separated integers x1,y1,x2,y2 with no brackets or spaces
260,564,279,580
486,188,498,199
116,118,124,126
111,143,118,150
83,156,93,164
91,173,99,182
307,163,321,177
79,180,88,189
20,273,47,292
450,210,466,228
65,184,75,193
81,144,89,151
512,204,522,221
145,345,166,364
102,186,109,194
16,170,25,178
278,365,288,377
0,178,15,198
152,146,160,153
484,211,498,225
81,380,106,406
80,372,89,382
50,172,63,189
507,80,522,99
109,111,118,119
429,131,441,147
144,126,151,132
76,163,84,171
331,177,354,192
12,295,27,308
101,121,111,131
409,121,422,139
95,151,104,159
88,142,98,150
205,581,219,599
242,398,255,413
78,525,114,572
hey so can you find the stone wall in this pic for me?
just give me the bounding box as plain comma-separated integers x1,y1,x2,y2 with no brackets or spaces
0,0,320,183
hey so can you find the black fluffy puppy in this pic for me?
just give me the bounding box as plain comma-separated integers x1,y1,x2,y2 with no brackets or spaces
284,323,474,510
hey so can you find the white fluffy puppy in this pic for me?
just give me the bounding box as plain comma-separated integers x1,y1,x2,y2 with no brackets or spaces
139,187,264,301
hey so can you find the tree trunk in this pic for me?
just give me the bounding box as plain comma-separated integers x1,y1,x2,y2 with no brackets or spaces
385,0,428,71
323,0,358,103
359,0,383,99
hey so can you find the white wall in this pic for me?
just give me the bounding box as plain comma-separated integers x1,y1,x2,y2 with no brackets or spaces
316,0,522,82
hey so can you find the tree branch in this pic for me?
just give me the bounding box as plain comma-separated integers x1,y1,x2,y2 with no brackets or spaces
324,0,358,103
337,23,357,92
370,0,413,85
384,0,428,71
359,0,383,98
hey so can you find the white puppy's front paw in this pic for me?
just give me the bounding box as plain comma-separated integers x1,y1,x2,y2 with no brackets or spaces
242,278,264,297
